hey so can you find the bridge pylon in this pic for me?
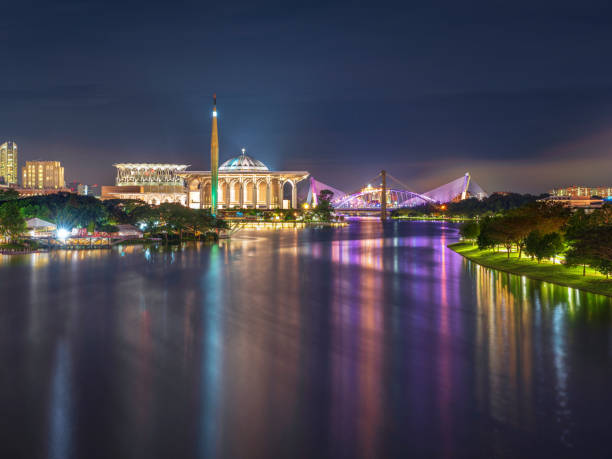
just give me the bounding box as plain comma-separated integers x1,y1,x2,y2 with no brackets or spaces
380,170,387,220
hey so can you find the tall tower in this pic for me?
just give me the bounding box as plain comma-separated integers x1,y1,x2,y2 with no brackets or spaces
210,95,219,216
0,141,18,185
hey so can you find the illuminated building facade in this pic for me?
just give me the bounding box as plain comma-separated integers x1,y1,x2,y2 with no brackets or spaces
0,141,18,185
543,195,603,211
22,160,65,189
180,98,308,210
101,98,308,209
181,149,308,210
550,185,612,198
101,163,189,205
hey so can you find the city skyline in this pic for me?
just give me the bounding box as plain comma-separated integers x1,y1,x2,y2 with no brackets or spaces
3,1,612,193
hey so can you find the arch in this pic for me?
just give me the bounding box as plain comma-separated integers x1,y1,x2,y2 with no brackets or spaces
219,180,230,207
271,178,282,207
245,181,255,207
257,180,267,206
282,180,295,209
202,182,211,206
230,180,242,206
188,178,201,191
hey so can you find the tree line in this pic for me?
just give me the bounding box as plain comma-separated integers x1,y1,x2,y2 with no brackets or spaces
459,201,612,277
0,191,227,243
393,192,545,219
0,188,338,244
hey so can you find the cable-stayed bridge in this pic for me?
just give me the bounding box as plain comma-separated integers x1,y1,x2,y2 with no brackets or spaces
305,172,487,214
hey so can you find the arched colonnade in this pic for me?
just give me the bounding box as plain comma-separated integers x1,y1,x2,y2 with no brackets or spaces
186,176,298,209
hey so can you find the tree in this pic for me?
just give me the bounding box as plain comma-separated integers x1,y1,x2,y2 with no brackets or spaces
158,203,191,242
477,218,497,251
594,259,612,279
484,215,528,258
0,201,27,242
459,221,480,244
524,231,542,261
544,232,564,263
0,189,19,202
565,233,599,276
564,210,612,277
524,231,564,263
184,210,215,240
313,189,334,222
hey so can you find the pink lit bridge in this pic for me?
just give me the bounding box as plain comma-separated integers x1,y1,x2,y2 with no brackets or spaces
305,171,487,214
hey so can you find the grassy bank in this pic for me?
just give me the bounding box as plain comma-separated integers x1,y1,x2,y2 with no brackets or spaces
448,242,612,297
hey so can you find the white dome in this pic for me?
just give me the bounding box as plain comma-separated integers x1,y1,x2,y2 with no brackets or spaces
219,150,269,172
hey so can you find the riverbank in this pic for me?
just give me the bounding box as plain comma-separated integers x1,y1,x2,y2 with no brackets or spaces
392,216,470,222
448,242,612,297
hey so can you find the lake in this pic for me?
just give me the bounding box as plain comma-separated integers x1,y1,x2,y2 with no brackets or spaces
1,220,612,458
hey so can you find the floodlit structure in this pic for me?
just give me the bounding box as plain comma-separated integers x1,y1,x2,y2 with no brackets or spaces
334,185,435,210
210,95,219,215
305,177,347,206
101,164,189,205
22,161,65,189
550,185,612,198
100,97,310,209
26,218,57,237
181,149,308,210
180,98,308,210
0,141,18,185
332,172,488,211
417,172,487,204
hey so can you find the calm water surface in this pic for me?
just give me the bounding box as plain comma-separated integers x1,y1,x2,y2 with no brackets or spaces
1,220,612,458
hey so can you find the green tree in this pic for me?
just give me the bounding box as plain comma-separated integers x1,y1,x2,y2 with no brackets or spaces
0,189,19,202
565,233,598,276
477,218,497,251
564,210,612,276
0,201,27,242
184,209,215,240
525,231,564,263
158,203,191,242
313,189,334,222
544,232,564,263
594,259,612,279
459,221,480,244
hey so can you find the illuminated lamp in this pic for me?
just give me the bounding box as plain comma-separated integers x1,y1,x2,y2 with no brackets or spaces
57,228,70,241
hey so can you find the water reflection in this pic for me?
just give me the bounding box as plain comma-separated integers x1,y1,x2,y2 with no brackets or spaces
199,245,223,458
2,222,612,458
48,340,72,459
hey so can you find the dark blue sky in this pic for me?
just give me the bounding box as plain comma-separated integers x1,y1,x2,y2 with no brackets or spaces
2,0,612,193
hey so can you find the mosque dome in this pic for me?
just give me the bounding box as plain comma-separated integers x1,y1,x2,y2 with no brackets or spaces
218,149,269,172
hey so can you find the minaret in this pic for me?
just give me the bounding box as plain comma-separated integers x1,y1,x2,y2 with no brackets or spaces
210,94,219,216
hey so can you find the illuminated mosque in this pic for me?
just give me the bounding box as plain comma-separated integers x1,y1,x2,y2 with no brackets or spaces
101,95,486,211
180,96,308,211
102,96,309,209
180,150,309,211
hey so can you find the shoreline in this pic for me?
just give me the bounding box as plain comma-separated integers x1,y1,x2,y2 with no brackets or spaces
448,242,612,298
392,216,470,222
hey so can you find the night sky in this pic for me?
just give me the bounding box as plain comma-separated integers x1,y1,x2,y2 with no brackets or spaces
2,0,612,194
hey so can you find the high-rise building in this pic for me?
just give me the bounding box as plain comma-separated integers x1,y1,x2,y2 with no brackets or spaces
22,160,65,189
0,141,18,185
